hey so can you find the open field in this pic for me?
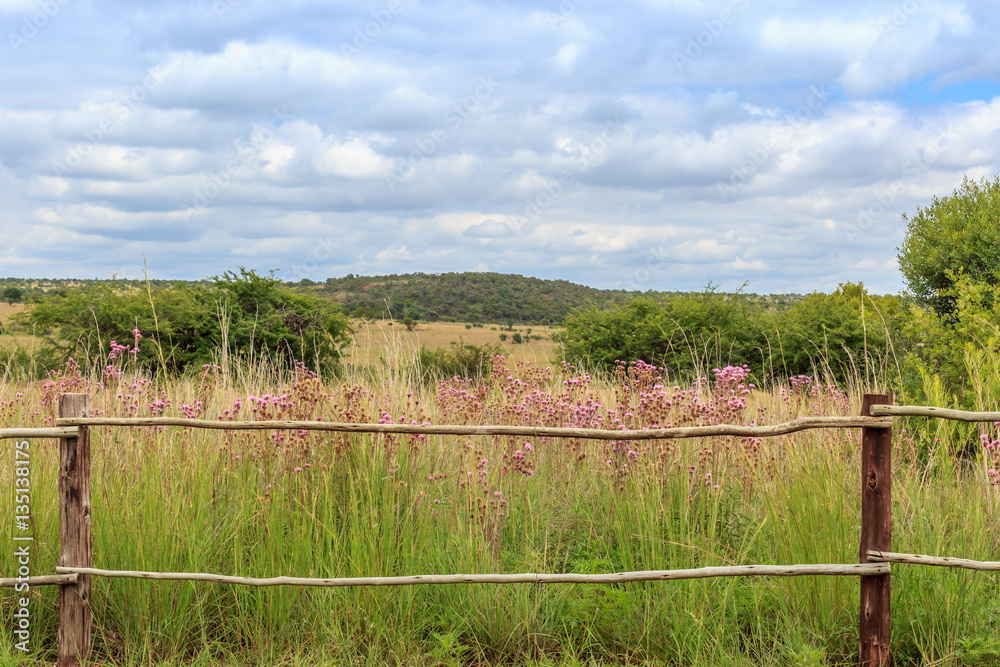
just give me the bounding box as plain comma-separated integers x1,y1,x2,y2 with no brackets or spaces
344,320,560,367
1,351,999,666
0,306,561,366
0,302,25,326
0,303,34,351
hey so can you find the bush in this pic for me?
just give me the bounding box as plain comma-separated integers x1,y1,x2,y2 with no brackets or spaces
559,284,907,386
2,286,22,305
773,283,908,383
898,275,1000,399
898,174,1000,316
13,268,352,375
416,341,503,382
560,288,770,381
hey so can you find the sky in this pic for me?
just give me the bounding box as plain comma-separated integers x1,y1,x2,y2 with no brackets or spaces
1,0,998,294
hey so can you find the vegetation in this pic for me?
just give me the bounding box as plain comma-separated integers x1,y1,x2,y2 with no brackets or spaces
898,174,1000,317
317,272,801,325
5,170,1000,664
558,283,908,387
890,174,1000,400
5,268,351,375
1,347,998,666
0,276,188,303
415,340,504,382
1,287,21,305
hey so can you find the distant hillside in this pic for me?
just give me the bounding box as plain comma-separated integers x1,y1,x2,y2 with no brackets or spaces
314,272,625,324
0,274,805,327
313,273,803,325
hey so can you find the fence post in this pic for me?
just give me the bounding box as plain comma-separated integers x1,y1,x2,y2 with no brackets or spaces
58,393,92,667
859,393,892,667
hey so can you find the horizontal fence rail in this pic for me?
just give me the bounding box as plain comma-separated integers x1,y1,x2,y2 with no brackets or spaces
55,415,891,439
0,574,79,587
868,551,1000,572
0,427,79,439
871,405,1000,421
54,563,891,588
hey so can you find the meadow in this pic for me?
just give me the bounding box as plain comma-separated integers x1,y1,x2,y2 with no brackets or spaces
344,320,559,367
0,337,999,666
0,304,32,351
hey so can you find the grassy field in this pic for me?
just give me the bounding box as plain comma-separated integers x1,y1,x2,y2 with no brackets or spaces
345,320,559,367
0,304,31,349
0,303,23,322
1,306,558,366
0,352,999,666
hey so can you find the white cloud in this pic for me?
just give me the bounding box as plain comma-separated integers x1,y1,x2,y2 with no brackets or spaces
550,43,584,74
1,0,997,294
728,257,769,271
759,17,878,57
463,219,513,238
313,136,393,178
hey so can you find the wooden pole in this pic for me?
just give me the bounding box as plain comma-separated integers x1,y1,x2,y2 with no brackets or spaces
58,394,92,667
860,394,892,666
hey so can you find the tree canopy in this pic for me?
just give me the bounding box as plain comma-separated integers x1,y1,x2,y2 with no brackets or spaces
558,284,906,384
2,286,22,305
14,268,352,374
898,174,1000,316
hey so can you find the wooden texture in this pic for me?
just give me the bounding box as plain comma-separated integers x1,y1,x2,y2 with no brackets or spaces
55,563,889,587
0,574,78,587
58,394,91,667
0,427,79,439
868,551,1000,571
56,415,890,440
860,394,893,667
871,404,1000,422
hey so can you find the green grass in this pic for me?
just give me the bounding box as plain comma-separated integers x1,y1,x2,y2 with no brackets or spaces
0,356,998,666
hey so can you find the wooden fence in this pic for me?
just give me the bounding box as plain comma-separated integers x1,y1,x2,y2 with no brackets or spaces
3,392,1000,666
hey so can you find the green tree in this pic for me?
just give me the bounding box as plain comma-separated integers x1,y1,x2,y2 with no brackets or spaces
774,283,906,382
899,274,1000,396
211,268,352,370
898,174,1000,316
560,289,770,379
2,286,22,305
15,269,351,374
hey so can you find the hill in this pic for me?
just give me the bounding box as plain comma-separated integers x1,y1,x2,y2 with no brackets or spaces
312,272,802,325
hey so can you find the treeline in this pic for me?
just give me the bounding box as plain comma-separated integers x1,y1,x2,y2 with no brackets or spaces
3,273,805,326
561,175,1000,405
559,283,911,386
315,272,802,324
0,276,185,302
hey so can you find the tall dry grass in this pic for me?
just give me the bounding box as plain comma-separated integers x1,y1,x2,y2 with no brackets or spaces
0,346,997,666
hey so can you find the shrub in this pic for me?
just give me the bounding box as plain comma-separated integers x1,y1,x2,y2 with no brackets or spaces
416,341,503,381
898,174,1000,316
560,289,770,381
13,268,352,375
560,284,907,386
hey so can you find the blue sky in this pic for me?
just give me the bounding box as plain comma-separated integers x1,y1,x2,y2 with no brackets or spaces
1,0,998,294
